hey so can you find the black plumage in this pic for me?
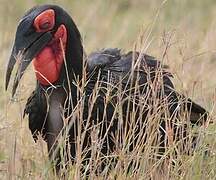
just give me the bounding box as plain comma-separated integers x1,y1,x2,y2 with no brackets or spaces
6,5,208,173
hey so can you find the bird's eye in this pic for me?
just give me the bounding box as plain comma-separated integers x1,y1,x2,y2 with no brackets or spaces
34,9,55,32
39,21,51,30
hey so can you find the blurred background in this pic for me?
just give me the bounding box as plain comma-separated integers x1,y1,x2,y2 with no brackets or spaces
0,0,216,178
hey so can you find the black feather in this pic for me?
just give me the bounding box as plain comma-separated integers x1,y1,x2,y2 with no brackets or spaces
16,5,209,173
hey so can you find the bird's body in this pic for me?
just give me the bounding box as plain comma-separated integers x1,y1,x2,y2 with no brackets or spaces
6,5,208,173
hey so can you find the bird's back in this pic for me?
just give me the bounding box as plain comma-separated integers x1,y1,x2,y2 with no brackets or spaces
86,48,176,111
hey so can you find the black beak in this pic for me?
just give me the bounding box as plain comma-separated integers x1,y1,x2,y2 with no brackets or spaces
5,31,52,97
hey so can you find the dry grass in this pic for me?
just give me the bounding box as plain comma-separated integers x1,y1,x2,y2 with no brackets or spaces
0,0,216,179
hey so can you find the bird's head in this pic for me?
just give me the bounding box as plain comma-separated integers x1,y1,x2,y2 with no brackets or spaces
6,5,83,96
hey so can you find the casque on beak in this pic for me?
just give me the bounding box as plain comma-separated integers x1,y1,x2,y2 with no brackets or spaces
5,30,53,97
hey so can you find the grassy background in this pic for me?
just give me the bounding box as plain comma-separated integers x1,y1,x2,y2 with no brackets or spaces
0,0,216,179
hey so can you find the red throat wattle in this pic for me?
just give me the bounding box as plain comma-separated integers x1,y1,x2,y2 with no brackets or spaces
32,9,67,85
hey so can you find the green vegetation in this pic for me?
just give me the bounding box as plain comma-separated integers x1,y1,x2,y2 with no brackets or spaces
0,0,215,179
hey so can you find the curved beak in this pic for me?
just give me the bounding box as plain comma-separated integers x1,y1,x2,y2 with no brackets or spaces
5,31,52,97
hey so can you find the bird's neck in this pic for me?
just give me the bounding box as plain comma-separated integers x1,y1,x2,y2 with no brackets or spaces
33,25,83,87
59,31,83,84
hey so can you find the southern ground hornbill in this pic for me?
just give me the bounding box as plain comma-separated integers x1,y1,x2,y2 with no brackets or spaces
5,5,208,173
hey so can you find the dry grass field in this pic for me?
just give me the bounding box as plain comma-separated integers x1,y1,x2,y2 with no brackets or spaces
0,0,216,179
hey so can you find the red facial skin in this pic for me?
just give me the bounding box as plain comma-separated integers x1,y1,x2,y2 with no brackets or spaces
32,9,67,86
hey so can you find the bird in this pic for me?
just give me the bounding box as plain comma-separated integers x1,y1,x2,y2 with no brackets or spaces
5,4,208,174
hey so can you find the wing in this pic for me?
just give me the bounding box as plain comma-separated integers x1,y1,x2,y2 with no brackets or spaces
23,86,47,142
181,98,208,125
87,48,208,124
